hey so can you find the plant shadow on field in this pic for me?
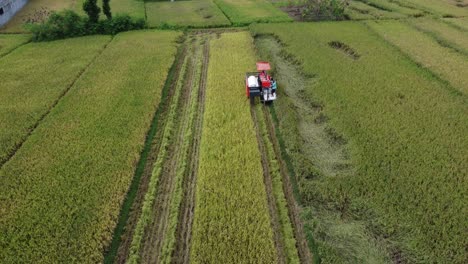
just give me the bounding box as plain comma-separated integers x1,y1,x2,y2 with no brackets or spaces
253,33,392,264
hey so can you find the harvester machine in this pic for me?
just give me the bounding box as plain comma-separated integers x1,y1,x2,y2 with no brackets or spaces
245,61,277,105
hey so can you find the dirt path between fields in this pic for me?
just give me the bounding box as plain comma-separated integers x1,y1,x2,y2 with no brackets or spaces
251,106,287,264
112,44,188,264
172,37,210,264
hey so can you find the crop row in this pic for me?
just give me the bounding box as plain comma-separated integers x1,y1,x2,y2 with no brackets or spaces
366,20,468,96
0,30,180,263
250,22,468,263
346,1,404,20
0,35,111,166
190,32,277,263
352,0,423,17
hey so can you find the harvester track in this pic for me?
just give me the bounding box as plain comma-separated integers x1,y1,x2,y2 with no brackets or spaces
172,39,210,264
251,105,287,264
261,105,313,263
112,43,189,264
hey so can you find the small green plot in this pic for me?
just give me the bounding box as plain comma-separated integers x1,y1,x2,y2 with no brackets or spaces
145,0,231,28
214,0,292,25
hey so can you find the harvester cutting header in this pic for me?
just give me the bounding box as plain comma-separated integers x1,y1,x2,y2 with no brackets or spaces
246,62,277,104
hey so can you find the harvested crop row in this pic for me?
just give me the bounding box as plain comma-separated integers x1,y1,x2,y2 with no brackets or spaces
0,34,30,57
159,35,207,264
127,37,190,264
0,35,111,166
366,20,468,96
214,0,292,25
254,104,300,263
190,32,277,263
251,22,468,263
0,30,180,263
145,0,231,28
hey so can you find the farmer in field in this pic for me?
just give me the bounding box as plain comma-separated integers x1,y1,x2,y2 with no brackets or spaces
271,78,277,94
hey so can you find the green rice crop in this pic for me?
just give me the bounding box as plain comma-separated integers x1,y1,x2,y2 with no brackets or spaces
353,0,423,16
366,20,468,96
0,30,180,263
409,18,468,56
0,34,30,57
346,1,405,19
394,0,468,17
251,22,468,263
145,0,230,28
214,0,292,25
190,32,277,263
0,35,110,165
444,17,468,31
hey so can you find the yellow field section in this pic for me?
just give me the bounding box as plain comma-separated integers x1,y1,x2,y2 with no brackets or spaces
0,30,180,263
190,32,277,263
367,20,468,95
0,35,110,165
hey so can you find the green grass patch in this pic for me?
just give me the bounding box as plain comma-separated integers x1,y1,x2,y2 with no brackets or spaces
366,20,468,96
0,30,180,263
251,21,468,263
145,0,230,28
190,32,277,263
214,0,292,25
0,35,110,166
0,34,30,57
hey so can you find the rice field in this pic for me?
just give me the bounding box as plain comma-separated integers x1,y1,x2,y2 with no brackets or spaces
366,20,468,96
1,0,467,263
0,30,180,263
145,0,230,28
251,21,468,263
214,0,292,25
0,35,111,166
